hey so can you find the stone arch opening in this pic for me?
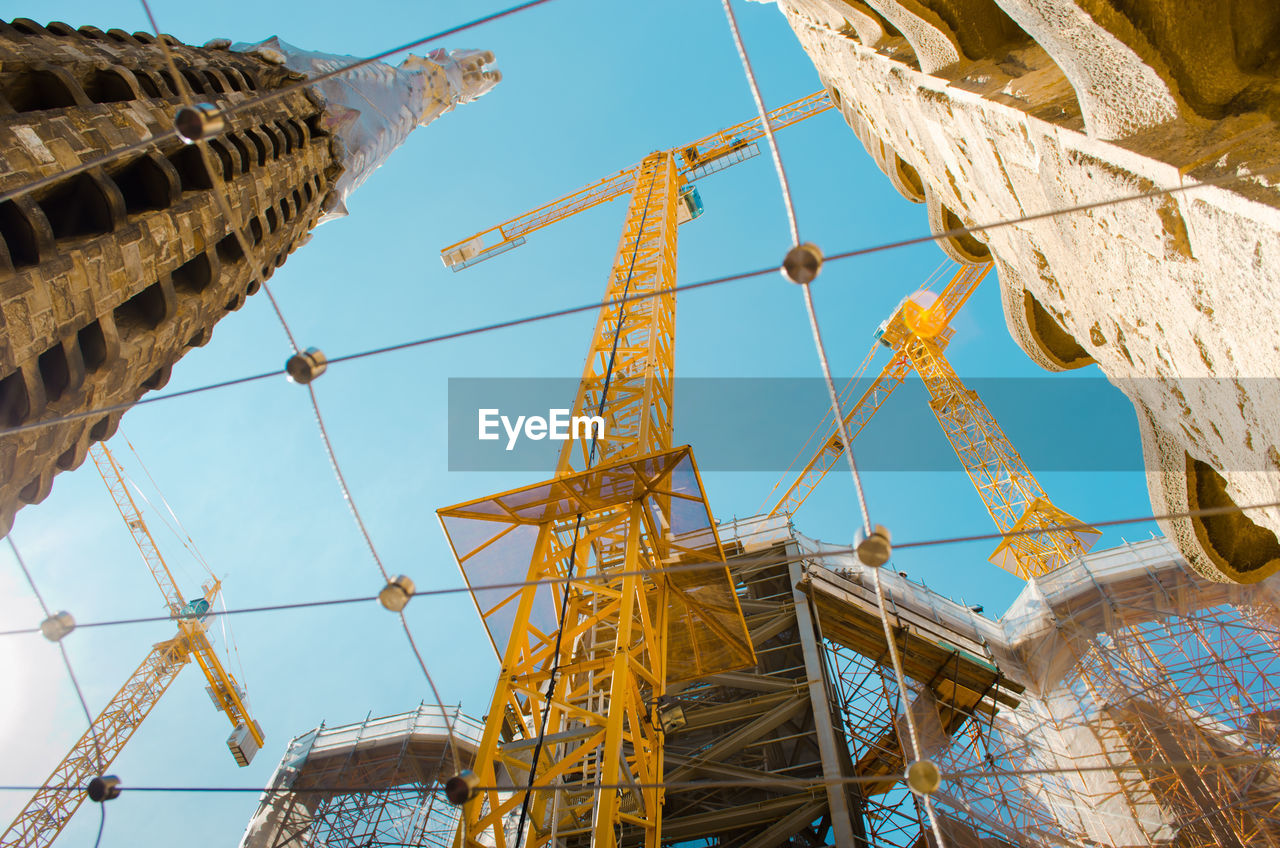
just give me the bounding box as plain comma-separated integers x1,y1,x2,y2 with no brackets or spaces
113,155,175,214
38,174,114,239
167,146,213,191
77,320,107,371
1188,456,1280,581
172,252,213,294
6,68,80,112
0,370,30,426
113,282,168,338
36,344,69,402
83,68,136,103
0,200,40,266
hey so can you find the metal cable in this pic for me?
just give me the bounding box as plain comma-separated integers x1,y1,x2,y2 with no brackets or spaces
2,495,1277,639
799,282,875,535
718,0,799,246
7,8,1278,841
141,0,464,778
826,159,1280,266
513,161,661,846
2,141,1277,444
719,0,874,536
3,750,1276,795
7,538,106,776
0,0,562,208
872,566,948,847
0,262,773,442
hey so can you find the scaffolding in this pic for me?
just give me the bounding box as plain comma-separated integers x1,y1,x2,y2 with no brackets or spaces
803,533,1280,847
239,705,483,848
242,527,1280,847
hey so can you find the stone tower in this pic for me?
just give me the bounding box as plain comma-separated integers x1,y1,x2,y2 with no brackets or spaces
0,18,497,533
760,0,1280,584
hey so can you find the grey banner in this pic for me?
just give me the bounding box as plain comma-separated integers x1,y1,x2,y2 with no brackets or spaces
447,377,1260,473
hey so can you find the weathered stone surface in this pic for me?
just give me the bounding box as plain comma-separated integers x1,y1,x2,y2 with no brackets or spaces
766,0,1280,583
0,21,339,534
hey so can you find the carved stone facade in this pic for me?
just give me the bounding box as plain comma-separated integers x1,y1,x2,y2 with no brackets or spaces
0,19,338,534
763,0,1280,583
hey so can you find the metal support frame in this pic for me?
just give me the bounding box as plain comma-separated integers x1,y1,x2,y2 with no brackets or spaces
241,705,477,848
789,556,857,844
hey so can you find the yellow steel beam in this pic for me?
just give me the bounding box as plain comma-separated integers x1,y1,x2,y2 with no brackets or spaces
903,336,1098,578
556,151,679,476
4,445,269,847
765,262,989,519
764,260,1093,578
89,443,263,748
439,91,831,270
89,443,186,615
442,448,746,847
0,638,189,848
765,349,913,519
449,155,690,846
674,90,832,175
443,88,828,848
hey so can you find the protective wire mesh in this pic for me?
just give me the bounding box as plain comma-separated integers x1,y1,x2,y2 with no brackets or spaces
1,2,1278,847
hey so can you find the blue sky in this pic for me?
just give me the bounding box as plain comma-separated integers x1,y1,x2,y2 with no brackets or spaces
0,1,1159,845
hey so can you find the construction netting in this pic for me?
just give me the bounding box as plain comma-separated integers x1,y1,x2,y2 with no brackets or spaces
239,706,484,848
800,532,1280,847
225,37,499,222
438,446,754,683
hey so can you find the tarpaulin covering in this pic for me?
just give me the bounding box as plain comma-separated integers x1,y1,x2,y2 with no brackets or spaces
438,446,754,683
224,37,499,222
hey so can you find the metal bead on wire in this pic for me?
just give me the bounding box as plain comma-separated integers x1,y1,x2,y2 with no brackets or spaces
174,103,226,144
445,769,479,805
285,348,328,384
855,524,892,567
378,575,415,612
781,243,823,284
39,611,75,642
905,759,941,795
86,776,121,803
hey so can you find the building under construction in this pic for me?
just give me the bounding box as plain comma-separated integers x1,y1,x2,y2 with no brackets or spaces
3,6,1277,848
243,515,1280,846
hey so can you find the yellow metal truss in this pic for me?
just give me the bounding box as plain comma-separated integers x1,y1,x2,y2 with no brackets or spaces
903,337,1098,577
439,91,831,271
439,448,752,847
766,262,1097,579
0,639,187,848
437,91,835,846
556,152,679,476
0,444,262,848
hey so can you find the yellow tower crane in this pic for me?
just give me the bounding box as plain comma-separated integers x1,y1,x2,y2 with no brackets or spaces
1,442,263,848
435,92,832,847
762,262,1099,578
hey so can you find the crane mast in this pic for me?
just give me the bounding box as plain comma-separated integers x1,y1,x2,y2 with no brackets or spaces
766,262,1097,578
556,150,679,475
0,443,263,848
902,336,1097,576
438,94,831,847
